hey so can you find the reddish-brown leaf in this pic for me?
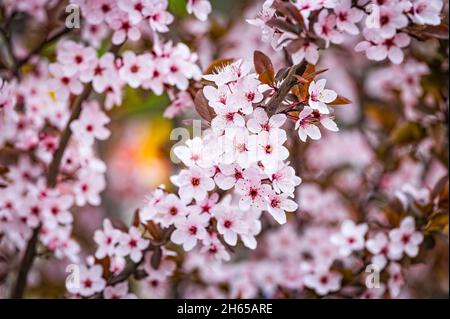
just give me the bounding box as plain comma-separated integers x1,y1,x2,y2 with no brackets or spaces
0,165,8,175
424,213,449,235
274,0,306,29
254,50,275,85
406,23,449,40
302,67,328,81
431,175,449,200
204,58,234,75
291,83,309,102
95,256,111,279
132,209,141,227
294,75,309,84
146,220,162,241
302,64,316,78
266,18,297,34
194,90,216,123
110,218,129,232
327,95,352,106
151,247,162,270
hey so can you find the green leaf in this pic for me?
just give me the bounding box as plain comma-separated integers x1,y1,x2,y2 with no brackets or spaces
169,0,188,16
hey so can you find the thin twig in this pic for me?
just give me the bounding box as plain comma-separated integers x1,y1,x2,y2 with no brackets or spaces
11,42,123,299
10,226,40,299
10,83,92,299
17,27,71,69
0,27,19,77
89,226,175,299
265,60,308,116
47,83,92,187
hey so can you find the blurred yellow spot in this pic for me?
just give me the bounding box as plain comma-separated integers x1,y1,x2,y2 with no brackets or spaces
48,90,57,102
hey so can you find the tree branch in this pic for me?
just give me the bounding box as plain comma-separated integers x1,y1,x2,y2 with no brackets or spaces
47,83,92,187
10,83,92,299
89,226,175,299
16,27,71,69
11,42,123,299
10,226,40,299
265,60,308,116
0,27,19,77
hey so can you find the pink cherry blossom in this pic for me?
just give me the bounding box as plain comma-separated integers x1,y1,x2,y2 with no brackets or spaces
387,262,404,297
67,265,106,297
256,130,289,170
42,193,74,229
213,206,247,246
78,0,117,25
48,63,83,95
187,0,212,22
366,232,402,270
174,137,210,168
70,101,111,145
73,169,106,206
330,220,368,257
143,0,174,33
109,12,142,45
203,60,252,87
389,216,424,258
220,128,259,168
157,194,189,227
171,213,209,251
104,282,137,299
117,226,150,262
313,11,343,47
200,232,231,262
266,192,298,224
172,166,215,203
295,107,322,142
373,3,409,39
409,0,443,25
118,51,152,88
82,22,109,48
308,79,337,114
165,43,202,90
94,219,122,260
291,42,320,65
163,91,193,119
81,52,119,93
203,84,232,112
230,76,264,114
56,40,97,77
117,0,148,24
235,173,271,211
189,193,219,215
304,268,342,296
247,108,286,134
334,0,364,35
213,163,245,191
355,29,411,64
269,162,302,195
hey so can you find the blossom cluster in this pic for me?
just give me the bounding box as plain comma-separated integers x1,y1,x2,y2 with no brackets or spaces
62,49,356,297
2,0,211,41
0,0,205,285
249,0,445,65
172,215,424,298
365,58,429,110
72,0,211,46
